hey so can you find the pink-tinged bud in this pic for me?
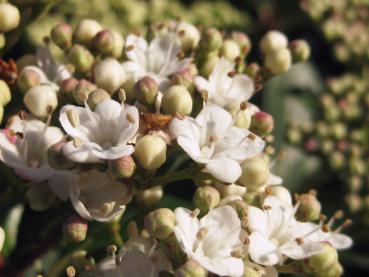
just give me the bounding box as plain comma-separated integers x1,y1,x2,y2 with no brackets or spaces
295,192,321,221
135,76,159,105
48,140,76,170
67,44,94,73
17,68,42,94
220,39,241,62
112,155,136,179
0,79,11,106
265,47,292,75
73,79,97,105
304,138,319,152
93,29,115,55
245,62,261,79
290,39,310,63
231,31,252,56
51,23,73,50
60,77,79,102
63,216,88,242
73,19,103,46
250,111,274,136
171,68,194,90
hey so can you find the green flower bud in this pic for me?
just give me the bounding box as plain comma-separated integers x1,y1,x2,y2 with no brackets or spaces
193,186,220,215
175,259,208,277
0,3,20,33
231,32,251,56
348,176,362,193
135,76,159,105
250,111,274,136
27,182,56,211
122,75,136,104
290,39,311,63
307,243,338,272
162,85,193,116
69,250,95,273
60,77,78,102
0,79,11,106
199,28,223,52
238,157,269,189
135,186,163,207
112,155,136,179
144,208,175,240
67,44,94,73
287,128,302,144
87,88,110,110
177,22,200,51
48,140,76,170
51,23,73,50
260,30,288,54
199,52,219,78
17,67,43,95
63,216,88,242
93,29,115,55
330,122,346,139
242,267,260,277
110,30,125,59
74,19,103,46
73,79,97,105
245,62,261,79
295,192,321,222
349,158,366,176
265,47,292,75
0,34,5,49
315,262,343,277
134,135,167,170
16,54,37,72
94,58,125,94
220,39,241,62
171,68,194,91
214,182,246,198
23,85,58,118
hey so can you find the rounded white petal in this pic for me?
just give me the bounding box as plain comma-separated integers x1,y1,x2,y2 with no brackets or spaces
205,157,242,183
174,207,200,255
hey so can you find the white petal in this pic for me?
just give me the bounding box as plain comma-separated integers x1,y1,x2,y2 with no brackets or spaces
194,76,212,96
169,116,200,141
196,105,233,137
0,227,4,252
249,231,279,266
174,207,200,255
205,157,242,183
92,144,134,160
281,240,323,260
94,99,122,120
326,233,353,250
247,206,268,235
226,74,254,104
120,249,157,277
125,35,148,66
63,141,102,163
177,136,203,162
48,171,77,201
193,254,244,277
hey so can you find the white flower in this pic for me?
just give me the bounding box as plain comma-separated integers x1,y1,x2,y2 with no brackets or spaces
59,99,139,163
63,170,132,222
195,58,254,108
169,105,265,183
0,115,64,181
247,196,322,266
122,32,191,90
174,206,244,276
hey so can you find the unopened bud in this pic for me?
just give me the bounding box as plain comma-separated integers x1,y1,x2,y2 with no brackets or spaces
260,30,288,54
290,39,310,63
0,3,20,33
110,31,125,58
48,140,76,170
60,77,79,102
199,28,223,52
193,186,220,215
245,63,261,79
329,152,345,170
171,68,194,91
315,262,343,277
0,34,5,49
220,39,241,62
122,76,136,104
67,44,94,73
24,85,58,118
69,250,95,272
238,157,269,189
87,89,110,110
349,158,366,176
17,68,42,95
162,85,193,116
134,135,167,170
330,122,346,140
231,32,251,56
73,79,97,105
27,182,56,211
135,76,159,105
269,186,292,207
199,52,219,78
295,192,321,221
112,155,136,178
74,19,103,46
51,23,73,49
265,47,292,75
63,216,88,242
177,22,200,51
94,58,125,95
144,208,175,240
345,194,362,213
307,243,338,272
250,111,274,136
175,259,208,277
135,186,163,207
0,79,11,106
93,29,115,55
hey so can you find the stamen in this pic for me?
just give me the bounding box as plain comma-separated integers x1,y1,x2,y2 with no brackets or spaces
100,201,115,216
15,131,24,139
322,224,331,233
177,30,185,37
334,210,344,219
66,266,76,277
67,109,80,128
127,221,139,238
106,244,118,255
240,101,248,111
263,205,272,210
295,238,304,245
126,45,134,51
265,186,273,195
335,219,352,233
126,113,136,124
227,71,236,78
190,208,200,218
247,133,256,141
73,137,82,148
118,89,126,105
196,227,208,240
231,249,244,258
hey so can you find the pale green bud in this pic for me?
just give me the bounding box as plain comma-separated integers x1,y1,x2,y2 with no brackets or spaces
245,63,261,79
110,30,125,58
0,79,11,106
74,19,103,46
171,68,194,91
329,152,345,170
295,192,321,222
345,193,362,213
175,259,208,277
67,44,94,73
162,85,193,116
177,22,201,51
193,186,220,215
199,28,223,52
260,30,288,54
307,243,338,272
17,68,42,95
16,54,37,72
199,52,219,78
51,23,73,50
214,183,246,198
48,140,76,170
265,47,292,75
135,76,159,105
63,215,88,242
23,85,58,118
315,262,343,277
134,135,167,170
0,34,5,49
238,157,269,189
94,58,125,94
93,29,115,55
0,3,20,33
112,155,136,179
144,208,175,240
27,182,56,211
242,267,260,277
73,79,97,105
231,32,252,56
220,39,241,62
290,39,311,62
250,111,274,136
122,75,136,104
87,88,110,110
135,186,163,207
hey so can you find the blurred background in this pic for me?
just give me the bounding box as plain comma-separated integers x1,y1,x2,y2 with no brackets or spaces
1,0,368,276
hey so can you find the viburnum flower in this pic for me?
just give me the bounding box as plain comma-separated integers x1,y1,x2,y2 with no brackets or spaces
59,99,139,163
247,196,322,266
122,32,191,89
194,58,254,108
170,105,265,183
51,170,132,222
0,114,64,181
174,206,244,276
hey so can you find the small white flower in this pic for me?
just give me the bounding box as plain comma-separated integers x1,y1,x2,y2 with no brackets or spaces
122,33,191,90
174,206,244,276
247,196,322,266
195,58,254,108
66,170,132,222
170,105,264,183
0,115,64,181
59,99,139,163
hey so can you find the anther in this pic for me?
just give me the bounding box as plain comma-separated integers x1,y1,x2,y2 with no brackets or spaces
126,45,134,51
119,89,126,103
227,71,236,78
263,205,272,210
334,210,344,219
106,244,118,255
322,224,331,233
295,238,304,245
190,208,200,218
247,133,256,141
66,266,76,277
239,101,248,111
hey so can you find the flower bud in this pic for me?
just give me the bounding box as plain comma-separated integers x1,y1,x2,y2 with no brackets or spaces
295,192,321,222
60,77,79,102
63,216,88,242
193,186,220,215
330,122,346,140
0,3,20,33
144,208,175,240
0,105,3,124
73,79,97,105
122,75,136,104
67,44,94,73
87,88,110,110
231,32,251,56
162,85,193,116
48,140,76,170
135,76,159,105
26,182,56,211
0,34,5,49
214,183,246,198
238,157,269,189
110,30,125,58
94,58,125,95
136,186,163,207
171,68,194,91
24,85,58,118
290,39,310,63
16,54,37,71
175,259,208,277
73,19,103,46
250,111,274,136
220,39,241,62
112,155,136,179
307,243,338,272
69,250,95,272
93,29,115,55
345,194,362,213
17,68,43,95
51,23,73,49
329,152,345,170
349,158,366,176
260,30,288,54
177,22,200,51
315,262,343,277
242,267,259,277
199,52,219,77
199,28,223,52
134,135,167,170
265,47,292,75
0,79,11,106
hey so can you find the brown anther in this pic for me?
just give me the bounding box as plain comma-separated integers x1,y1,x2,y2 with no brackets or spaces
175,112,185,120
294,193,301,202
342,219,352,228
190,208,200,218
119,89,126,103
255,84,263,92
231,249,244,258
227,71,236,78
0,59,18,85
66,266,76,277
176,51,185,59
177,30,185,37
78,92,88,102
277,150,285,160
295,238,304,245
265,186,273,195
106,244,118,255
265,135,274,143
46,105,53,115
240,101,248,111
141,229,151,239
126,113,136,124
157,22,165,30
334,210,344,219
263,205,272,210
209,135,218,142
43,36,51,45
126,45,135,51
243,237,250,245
15,132,24,139
319,214,327,222
234,56,242,64
265,146,275,155
247,133,256,141
200,90,209,102
322,224,331,233
18,110,27,120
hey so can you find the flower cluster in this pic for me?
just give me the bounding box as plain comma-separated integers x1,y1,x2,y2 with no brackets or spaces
0,17,352,276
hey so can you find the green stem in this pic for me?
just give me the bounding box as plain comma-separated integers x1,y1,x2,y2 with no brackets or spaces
109,221,123,247
145,167,194,189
